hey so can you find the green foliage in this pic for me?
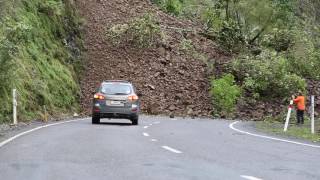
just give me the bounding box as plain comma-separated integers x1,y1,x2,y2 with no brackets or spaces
217,20,244,53
232,51,306,98
179,38,194,52
151,0,183,16
201,6,224,33
210,74,242,116
164,0,183,16
285,28,320,79
106,13,163,48
0,0,83,123
38,0,63,16
262,28,295,52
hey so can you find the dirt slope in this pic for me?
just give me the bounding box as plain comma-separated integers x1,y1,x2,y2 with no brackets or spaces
75,0,229,116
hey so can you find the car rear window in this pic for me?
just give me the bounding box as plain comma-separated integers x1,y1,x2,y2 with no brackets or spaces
101,83,132,95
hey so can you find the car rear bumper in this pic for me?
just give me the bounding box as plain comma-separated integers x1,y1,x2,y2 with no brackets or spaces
95,113,137,119
92,100,139,118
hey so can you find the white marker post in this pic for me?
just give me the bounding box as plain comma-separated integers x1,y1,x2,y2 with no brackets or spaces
311,95,315,134
12,89,17,125
284,100,293,132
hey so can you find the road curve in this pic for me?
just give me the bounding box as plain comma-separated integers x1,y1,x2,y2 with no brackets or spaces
0,116,319,180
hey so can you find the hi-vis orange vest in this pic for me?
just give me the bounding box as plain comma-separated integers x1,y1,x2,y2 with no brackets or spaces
293,96,305,110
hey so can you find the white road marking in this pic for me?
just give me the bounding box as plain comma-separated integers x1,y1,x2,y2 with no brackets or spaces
143,132,150,137
151,139,158,142
149,123,153,126
230,121,320,148
0,118,87,148
161,146,183,154
143,126,149,129
241,175,263,180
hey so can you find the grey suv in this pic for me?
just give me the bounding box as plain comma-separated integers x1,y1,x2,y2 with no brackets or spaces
92,80,140,125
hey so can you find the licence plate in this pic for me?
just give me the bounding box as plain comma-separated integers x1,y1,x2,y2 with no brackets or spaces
109,101,124,106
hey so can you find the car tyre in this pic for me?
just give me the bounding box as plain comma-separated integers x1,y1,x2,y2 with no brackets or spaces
131,115,139,125
92,115,100,124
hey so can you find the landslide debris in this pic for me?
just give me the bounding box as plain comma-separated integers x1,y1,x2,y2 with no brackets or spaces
75,0,229,116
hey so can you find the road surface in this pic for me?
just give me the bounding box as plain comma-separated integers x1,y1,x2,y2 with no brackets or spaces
0,115,319,180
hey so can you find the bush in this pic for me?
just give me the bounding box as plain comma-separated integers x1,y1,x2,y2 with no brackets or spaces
210,74,242,116
217,20,245,53
163,0,182,16
262,28,295,52
201,7,224,33
106,13,163,48
232,51,306,99
286,29,320,80
151,0,183,16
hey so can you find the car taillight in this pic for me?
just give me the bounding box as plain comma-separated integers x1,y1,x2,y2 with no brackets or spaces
94,93,105,100
128,95,138,101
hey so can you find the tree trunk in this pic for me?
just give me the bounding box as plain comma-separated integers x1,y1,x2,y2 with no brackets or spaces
225,0,230,21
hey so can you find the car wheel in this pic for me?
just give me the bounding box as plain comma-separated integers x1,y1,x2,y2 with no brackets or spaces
131,115,139,125
92,115,100,124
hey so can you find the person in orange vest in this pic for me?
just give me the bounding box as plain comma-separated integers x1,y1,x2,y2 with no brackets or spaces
292,91,306,125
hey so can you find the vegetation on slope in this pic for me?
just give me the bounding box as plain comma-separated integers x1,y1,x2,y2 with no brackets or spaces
152,0,320,118
0,0,83,123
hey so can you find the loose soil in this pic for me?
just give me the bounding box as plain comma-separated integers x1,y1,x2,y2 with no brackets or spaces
75,0,229,117
74,0,319,119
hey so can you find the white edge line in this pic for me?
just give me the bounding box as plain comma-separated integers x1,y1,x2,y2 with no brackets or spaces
143,126,149,129
143,132,150,137
161,146,183,154
230,121,320,148
241,175,263,180
151,139,158,142
0,118,87,148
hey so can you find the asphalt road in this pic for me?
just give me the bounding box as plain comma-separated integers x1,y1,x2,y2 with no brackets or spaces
0,115,319,180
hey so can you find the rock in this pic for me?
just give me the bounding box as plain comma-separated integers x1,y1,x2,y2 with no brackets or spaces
187,108,193,115
148,103,160,115
73,113,79,117
169,105,176,111
169,114,175,118
158,47,166,56
148,85,155,90
175,93,183,100
154,72,160,77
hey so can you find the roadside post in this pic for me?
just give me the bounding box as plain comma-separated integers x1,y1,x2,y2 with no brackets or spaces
13,89,17,125
284,100,293,132
311,95,315,134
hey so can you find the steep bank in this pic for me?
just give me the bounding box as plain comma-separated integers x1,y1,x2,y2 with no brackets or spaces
0,0,83,122
76,0,229,116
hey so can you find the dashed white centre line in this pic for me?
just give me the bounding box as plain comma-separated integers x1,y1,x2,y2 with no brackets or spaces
161,146,183,154
143,132,150,137
151,139,158,142
149,123,153,126
241,175,263,180
143,126,149,129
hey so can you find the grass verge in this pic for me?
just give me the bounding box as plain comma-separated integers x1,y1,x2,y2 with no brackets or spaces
256,118,320,143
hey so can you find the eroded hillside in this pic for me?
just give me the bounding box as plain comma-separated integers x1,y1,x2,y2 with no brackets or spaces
75,0,229,116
